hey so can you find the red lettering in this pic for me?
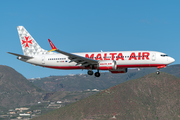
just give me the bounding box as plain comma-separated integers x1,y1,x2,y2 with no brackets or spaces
85,54,94,59
104,53,110,60
110,53,117,60
95,54,103,60
100,63,107,65
138,52,141,60
85,52,149,61
129,52,137,60
116,53,124,60
142,52,150,60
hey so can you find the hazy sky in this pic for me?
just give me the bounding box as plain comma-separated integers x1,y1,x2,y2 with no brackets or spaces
1,1,179,78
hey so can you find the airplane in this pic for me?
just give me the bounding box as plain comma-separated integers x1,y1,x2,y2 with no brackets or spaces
8,26,175,77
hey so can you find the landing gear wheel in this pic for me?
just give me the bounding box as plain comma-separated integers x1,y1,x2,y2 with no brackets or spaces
95,72,100,77
87,70,93,75
156,71,160,75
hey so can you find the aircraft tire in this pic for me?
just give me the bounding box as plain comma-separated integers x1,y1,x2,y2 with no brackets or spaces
87,70,93,75
156,71,160,75
95,72,100,77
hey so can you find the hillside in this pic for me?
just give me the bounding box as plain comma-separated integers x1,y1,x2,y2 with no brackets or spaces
0,65,44,109
32,72,180,120
30,64,180,92
30,68,156,92
161,64,180,77
43,91,98,102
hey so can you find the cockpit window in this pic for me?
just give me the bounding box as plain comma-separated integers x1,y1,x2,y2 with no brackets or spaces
161,54,168,57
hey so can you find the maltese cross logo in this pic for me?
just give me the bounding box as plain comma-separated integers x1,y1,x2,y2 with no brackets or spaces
22,36,32,48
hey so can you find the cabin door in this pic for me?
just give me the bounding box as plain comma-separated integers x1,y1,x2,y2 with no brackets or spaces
42,56,45,64
152,53,156,61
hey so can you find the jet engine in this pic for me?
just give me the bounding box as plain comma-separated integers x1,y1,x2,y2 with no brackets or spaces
98,60,117,70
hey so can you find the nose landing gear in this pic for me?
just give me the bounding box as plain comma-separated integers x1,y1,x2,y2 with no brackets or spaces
156,70,160,75
156,65,166,75
156,68,160,75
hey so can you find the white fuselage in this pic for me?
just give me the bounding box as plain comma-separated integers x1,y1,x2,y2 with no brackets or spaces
10,26,175,77
23,51,175,70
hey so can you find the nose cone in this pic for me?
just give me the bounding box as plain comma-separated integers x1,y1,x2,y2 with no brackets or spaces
169,57,175,64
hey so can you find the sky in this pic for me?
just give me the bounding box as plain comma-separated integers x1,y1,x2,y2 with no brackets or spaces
1,0,180,78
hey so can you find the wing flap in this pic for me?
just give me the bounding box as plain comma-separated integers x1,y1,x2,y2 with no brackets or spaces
55,49,98,64
48,39,98,66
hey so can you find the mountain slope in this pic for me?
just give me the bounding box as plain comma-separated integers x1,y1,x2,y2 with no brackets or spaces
0,65,44,109
30,68,156,92
31,64,180,92
32,72,180,120
161,64,180,77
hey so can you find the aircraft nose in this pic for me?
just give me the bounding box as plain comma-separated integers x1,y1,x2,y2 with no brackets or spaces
169,57,175,63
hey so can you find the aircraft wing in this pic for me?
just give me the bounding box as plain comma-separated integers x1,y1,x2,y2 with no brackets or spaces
7,52,33,59
48,39,98,66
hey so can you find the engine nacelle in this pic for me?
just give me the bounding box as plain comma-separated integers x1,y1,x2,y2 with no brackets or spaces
110,68,128,73
98,60,117,70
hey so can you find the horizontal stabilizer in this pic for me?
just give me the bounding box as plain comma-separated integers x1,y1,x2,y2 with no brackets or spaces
7,52,33,59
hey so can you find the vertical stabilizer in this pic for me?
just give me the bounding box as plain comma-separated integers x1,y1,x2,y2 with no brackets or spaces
17,26,50,56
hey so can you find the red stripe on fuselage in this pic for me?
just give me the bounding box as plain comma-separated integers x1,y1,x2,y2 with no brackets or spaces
44,64,166,70
116,64,166,68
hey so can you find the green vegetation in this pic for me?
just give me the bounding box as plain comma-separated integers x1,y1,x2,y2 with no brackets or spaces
1,64,180,119
0,65,45,109
32,72,180,120
31,68,155,92
44,91,98,102
31,64,180,92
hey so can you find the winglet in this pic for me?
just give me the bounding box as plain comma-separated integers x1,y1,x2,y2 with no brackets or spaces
48,39,57,52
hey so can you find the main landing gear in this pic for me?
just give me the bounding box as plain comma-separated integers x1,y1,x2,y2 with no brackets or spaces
95,71,100,77
87,70,100,77
87,70,93,75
